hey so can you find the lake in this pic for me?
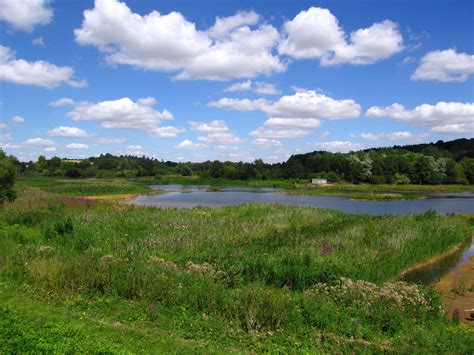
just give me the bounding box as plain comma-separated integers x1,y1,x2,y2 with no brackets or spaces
126,185,474,215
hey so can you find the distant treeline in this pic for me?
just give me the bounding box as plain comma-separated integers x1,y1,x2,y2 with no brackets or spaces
12,138,474,184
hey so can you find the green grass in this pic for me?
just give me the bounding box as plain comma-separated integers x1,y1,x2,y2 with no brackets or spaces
17,176,150,196
1,181,473,352
284,183,474,200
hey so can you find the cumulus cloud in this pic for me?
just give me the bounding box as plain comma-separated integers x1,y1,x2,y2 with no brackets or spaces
66,143,89,150
0,0,53,32
0,45,83,88
49,98,75,107
385,131,414,140
125,145,146,155
279,7,403,66
96,137,126,144
22,137,55,146
211,90,360,119
252,138,283,149
198,132,244,144
48,126,88,138
11,115,24,124
52,97,176,135
208,97,270,111
223,80,279,94
212,89,360,141
264,117,321,128
366,101,474,134
411,49,474,82
74,0,285,80
150,126,185,137
360,132,383,140
189,120,228,132
250,127,312,139
208,11,260,38
313,141,363,153
175,139,206,149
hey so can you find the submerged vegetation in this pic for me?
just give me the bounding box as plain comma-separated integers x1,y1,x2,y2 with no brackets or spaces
1,179,473,352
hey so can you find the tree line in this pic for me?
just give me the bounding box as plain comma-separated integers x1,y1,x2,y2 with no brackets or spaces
9,138,474,185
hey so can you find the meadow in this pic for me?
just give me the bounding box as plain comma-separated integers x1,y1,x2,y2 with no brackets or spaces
1,177,473,352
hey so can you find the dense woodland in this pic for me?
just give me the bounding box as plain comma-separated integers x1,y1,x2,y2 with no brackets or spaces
8,138,474,185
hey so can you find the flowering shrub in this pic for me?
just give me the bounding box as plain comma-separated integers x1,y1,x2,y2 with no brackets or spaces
306,277,442,320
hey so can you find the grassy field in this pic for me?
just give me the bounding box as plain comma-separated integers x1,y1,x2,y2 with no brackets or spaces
1,179,473,352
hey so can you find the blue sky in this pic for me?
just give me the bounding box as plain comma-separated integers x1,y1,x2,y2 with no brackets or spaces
0,0,472,162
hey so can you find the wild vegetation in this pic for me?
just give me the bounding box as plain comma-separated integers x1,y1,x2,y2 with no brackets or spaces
1,181,473,352
15,138,474,185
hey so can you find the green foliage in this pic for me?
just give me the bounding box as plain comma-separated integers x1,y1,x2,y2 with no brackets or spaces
0,150,16,205
14,138,474,185
1,189,473,352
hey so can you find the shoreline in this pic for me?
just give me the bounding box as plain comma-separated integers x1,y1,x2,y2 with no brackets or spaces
397,237,472,281
433,255,474,323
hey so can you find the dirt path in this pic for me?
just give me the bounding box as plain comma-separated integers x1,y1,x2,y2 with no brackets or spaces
433,255,474,323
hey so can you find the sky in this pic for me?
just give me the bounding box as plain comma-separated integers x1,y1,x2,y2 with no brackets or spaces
0,0,473,163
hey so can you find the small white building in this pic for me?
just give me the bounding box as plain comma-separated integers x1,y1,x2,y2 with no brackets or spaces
311,178,328,186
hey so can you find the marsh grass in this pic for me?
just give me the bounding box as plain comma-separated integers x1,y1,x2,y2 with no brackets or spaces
1,185,473,352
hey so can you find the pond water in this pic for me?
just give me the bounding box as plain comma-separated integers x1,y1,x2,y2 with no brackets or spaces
401,238,474,286
127,185,474,215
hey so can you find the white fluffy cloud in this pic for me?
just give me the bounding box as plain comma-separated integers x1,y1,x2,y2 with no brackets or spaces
0,45,82,88
211,90,360,119
150,126,185,138
48,126,88,138
66,143,89,150
74,0,284,80
189,120,228,132
0,0,53,32
279,7,403,66
198,132,244,144
125,145,146,155
385,131,414,140
360,131,417,140
313,141,363,153
366,101,474,134
23,137,55,146
264,117,321,128
212,89,360,141
252,138,283,149
53,97,175,134
175,139,206,149
208,97,269,111
411,49,474,82
49,98,75,107
11,115,24,124
96,137,126,144
360,132,384,140
223,80,279,94
250,127,312,139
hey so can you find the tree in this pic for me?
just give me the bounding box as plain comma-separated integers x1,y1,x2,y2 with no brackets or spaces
0,150,16,204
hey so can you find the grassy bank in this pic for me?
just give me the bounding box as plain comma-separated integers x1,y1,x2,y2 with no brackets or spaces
1,183,473,352
17,176,150,196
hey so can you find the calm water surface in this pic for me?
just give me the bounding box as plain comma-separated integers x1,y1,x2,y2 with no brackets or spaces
401,238,474,286
127,185,474,215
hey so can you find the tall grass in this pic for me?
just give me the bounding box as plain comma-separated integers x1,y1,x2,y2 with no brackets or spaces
1,187,473,352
